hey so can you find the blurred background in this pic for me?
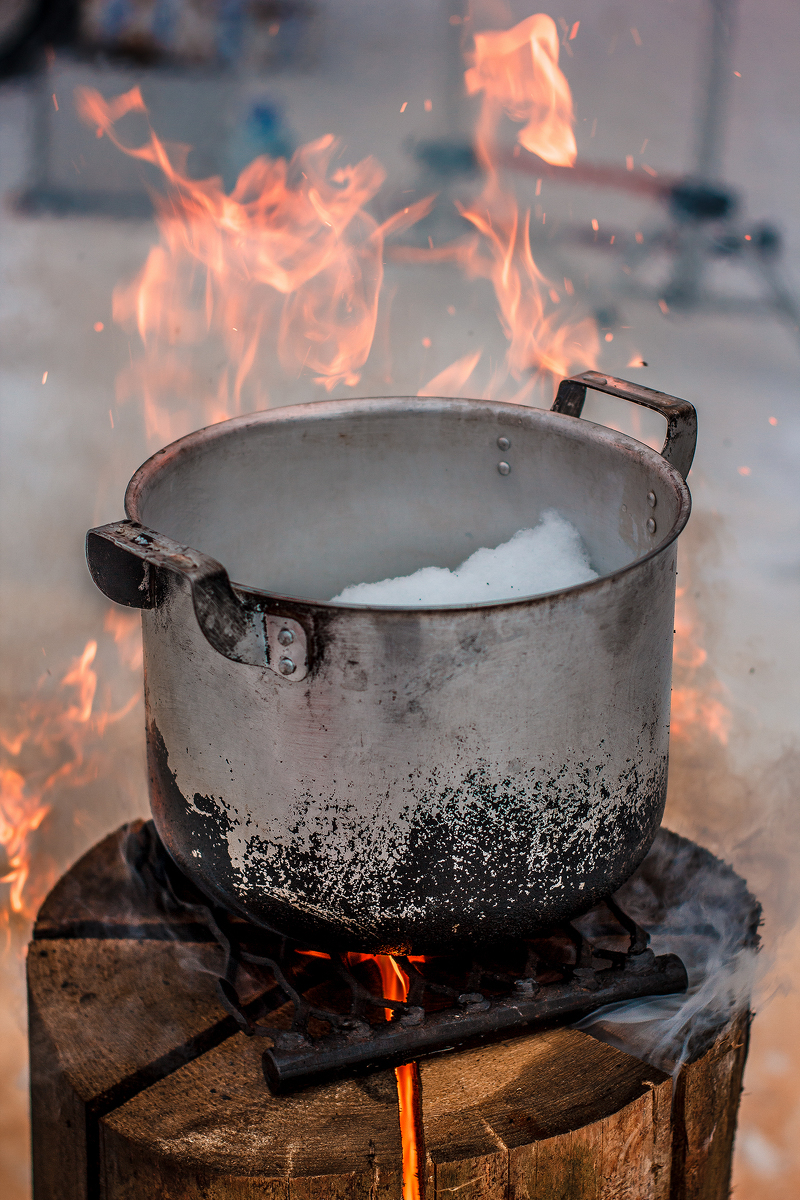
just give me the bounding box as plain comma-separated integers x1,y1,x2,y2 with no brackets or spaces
0,1,798,1196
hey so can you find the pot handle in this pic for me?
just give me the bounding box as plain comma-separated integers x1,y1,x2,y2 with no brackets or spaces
85,520,309,680
552,370,697,480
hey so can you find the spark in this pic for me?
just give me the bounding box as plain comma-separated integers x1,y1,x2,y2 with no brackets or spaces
605,333,613,342
424,99,432,112
642,164,658,176
108,409,114,428
400,101,407,113
41,371,48,384
569,21,579,40
591,219,599,231
535,178,542,195
738,466,751,476
631,27,642,46
52,94,58,111
769,417,778,425
658,299,669,314
94,321,104,332
640,138,649,153
626,155,634,170
422,337,431,348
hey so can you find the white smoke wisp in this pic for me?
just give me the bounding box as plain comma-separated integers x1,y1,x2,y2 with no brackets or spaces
574,829,761,1074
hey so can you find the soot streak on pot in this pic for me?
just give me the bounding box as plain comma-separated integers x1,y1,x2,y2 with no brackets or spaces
145,708,667,952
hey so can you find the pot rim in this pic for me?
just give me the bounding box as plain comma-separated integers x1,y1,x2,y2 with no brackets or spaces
125,395,692,615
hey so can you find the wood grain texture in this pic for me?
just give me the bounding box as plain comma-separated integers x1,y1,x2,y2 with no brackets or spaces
670,1011,750,1200
28,825,750,1200
99,1032,403,1199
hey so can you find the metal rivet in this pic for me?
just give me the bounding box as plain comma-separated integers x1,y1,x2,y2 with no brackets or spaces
497,436,510,450
646,517,657,535
278,657,297,675
647,491,657,508
277,628,294,646
498,461,511,476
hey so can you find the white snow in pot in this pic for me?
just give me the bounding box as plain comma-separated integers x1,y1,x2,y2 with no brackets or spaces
331,509,598,606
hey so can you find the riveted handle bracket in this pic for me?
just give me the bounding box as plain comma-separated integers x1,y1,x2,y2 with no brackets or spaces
86,521,309,680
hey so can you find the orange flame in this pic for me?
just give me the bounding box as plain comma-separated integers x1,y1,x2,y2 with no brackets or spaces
76,12,596,423
74,86,434,443
0,623,142,931
671,586,732,744
103,607,144,673
374,955,424,1200
414,12,596,401
461,13,595,394
418,348,483,397
465,14,577,166
0,769,50,917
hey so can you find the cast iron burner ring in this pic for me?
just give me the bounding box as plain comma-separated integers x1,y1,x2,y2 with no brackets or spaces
125,822,688,1094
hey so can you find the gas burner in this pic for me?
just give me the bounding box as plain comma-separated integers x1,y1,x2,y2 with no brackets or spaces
125,822,687,1093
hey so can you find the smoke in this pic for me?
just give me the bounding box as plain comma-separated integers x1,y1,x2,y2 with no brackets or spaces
576,514,800,1087
575,829,761,1074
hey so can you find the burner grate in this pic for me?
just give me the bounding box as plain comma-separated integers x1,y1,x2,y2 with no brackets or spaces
126,822,687,1093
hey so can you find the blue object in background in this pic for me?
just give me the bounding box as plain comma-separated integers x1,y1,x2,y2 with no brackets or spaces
216,0,247,65
226,98,296,188
244,102,295,160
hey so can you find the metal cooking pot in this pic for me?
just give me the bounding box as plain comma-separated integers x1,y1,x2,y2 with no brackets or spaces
87,370,696,953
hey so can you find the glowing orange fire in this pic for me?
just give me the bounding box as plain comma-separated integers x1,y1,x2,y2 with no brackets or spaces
72,11,598,432
296,950,425,1196
74,86,434,443
374,956,424,1200
458,12,596,397
403,12,597,401
671,585,732,744
465,14,577,168
0,619,141,932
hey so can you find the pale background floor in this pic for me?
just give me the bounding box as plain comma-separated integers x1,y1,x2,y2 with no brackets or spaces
1,2,799,1196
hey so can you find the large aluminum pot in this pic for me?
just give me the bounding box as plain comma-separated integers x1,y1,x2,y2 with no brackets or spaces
87,371,696,953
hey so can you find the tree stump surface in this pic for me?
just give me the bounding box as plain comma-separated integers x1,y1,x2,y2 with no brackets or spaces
29,824,750,1200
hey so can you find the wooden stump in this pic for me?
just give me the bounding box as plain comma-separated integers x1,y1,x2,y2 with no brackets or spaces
29,824,750,1200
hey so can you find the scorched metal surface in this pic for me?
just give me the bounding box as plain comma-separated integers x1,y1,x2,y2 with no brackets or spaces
86,372,696,953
